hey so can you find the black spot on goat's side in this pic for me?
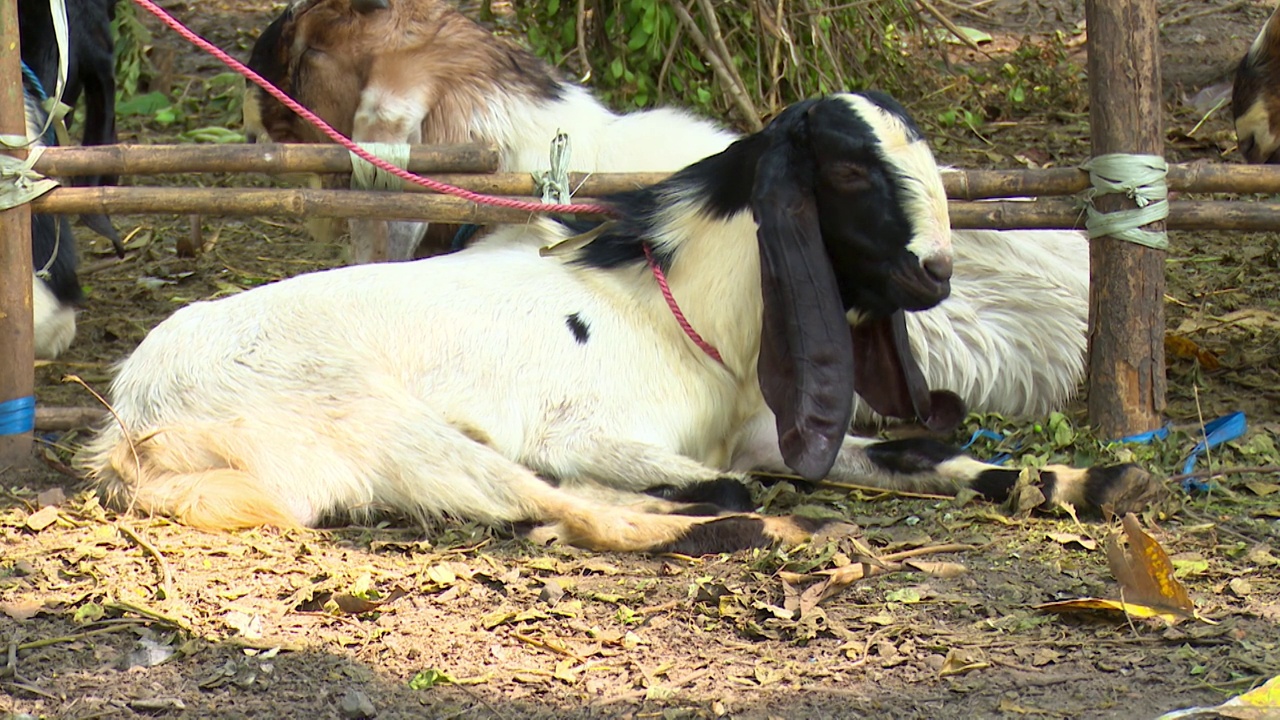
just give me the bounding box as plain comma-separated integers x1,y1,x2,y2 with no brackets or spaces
565,313,590,344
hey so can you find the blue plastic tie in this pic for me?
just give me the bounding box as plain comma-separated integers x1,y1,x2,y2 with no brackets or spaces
19,60,59,147
0,396,37,436
960,428,1013,465
1115,424,1170,444
20,61,48,102
1179,411,1248,491
961,428,1005,449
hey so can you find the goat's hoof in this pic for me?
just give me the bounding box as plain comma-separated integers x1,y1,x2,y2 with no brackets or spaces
1087,464,1171,517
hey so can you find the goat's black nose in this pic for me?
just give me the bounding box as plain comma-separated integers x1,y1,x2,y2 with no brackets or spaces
923,255,953,283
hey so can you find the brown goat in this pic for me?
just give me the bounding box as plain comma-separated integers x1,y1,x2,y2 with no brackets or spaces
1233,3,1280,163
244,0,736,262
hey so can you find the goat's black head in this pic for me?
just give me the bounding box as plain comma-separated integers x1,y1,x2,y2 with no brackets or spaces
1233,5,1280,164
750,92,958,480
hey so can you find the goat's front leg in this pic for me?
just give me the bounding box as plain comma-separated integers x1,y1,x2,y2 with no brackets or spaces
350,81,431,263
733,413,1162,515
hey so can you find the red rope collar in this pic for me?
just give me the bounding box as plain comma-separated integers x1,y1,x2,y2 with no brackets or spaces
642,244,724,365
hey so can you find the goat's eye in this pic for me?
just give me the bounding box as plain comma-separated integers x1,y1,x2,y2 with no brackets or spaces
824,160,870,190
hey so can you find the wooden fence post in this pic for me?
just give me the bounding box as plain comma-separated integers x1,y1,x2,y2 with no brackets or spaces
1085,0,1167,437
0,0,35,465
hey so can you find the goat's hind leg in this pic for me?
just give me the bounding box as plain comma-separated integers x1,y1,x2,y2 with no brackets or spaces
826,436,1165,515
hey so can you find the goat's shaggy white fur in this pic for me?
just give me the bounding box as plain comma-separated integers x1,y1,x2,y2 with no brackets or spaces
860,228,1088,425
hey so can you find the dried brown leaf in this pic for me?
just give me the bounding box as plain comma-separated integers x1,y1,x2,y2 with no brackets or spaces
0,599,46,620
25,505,60,532
903,560,968,578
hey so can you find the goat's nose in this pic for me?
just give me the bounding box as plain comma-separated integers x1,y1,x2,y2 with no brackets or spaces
923,255,953,283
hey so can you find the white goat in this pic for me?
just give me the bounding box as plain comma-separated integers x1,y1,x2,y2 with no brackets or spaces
245,0,1091,424
80,93,1157,553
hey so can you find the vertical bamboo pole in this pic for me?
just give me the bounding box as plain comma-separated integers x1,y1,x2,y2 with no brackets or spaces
1085,0,1166,437
0,0,35,464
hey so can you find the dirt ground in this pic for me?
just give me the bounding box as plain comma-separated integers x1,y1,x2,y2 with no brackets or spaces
4,1,1280,718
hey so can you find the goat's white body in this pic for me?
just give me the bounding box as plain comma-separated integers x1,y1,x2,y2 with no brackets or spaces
474,85,738,174
26,90,77,360
861,228,1089,424
451,91,1090,422
87,217,768,527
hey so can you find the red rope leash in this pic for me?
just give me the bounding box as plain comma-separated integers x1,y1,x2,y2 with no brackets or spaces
128,0,612,217
642,244,724,364
128,0,723,364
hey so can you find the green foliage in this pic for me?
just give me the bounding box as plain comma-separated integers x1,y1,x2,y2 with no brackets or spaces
111,1,154,100
513,0,941,129
110,4,243,142
939,32,1088,130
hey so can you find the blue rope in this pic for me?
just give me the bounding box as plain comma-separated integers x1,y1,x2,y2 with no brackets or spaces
20,60,48,102
20,60,59,147
0,396,37,436
451,224,481,251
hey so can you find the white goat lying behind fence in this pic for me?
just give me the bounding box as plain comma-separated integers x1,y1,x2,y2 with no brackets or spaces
80,93,1159,553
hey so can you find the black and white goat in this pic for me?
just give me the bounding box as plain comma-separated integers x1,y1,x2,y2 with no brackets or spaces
19,0,120,186
79,93,1157,553
1233,2,1280,163
245,0,1091,424
23,75,84,360
19,0,124,252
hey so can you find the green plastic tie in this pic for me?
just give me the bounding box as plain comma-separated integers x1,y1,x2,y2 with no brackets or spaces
349,142,411,192
1079,153,1169,250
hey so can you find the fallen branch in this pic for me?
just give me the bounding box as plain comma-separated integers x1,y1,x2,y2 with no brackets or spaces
117,522,176,601
35,406,106,431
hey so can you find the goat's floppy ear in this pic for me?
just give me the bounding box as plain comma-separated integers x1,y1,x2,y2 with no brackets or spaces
351,0,390,12
753,119,856,481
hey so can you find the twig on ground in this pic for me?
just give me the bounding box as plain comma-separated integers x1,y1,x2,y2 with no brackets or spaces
881,543,980,563
814,478,955,500
16,621,147,652
1161,0,1248,28
117,522,176,600
1168,465,1280,487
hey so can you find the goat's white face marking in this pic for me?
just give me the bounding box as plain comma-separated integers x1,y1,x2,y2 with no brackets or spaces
835,94,952,267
